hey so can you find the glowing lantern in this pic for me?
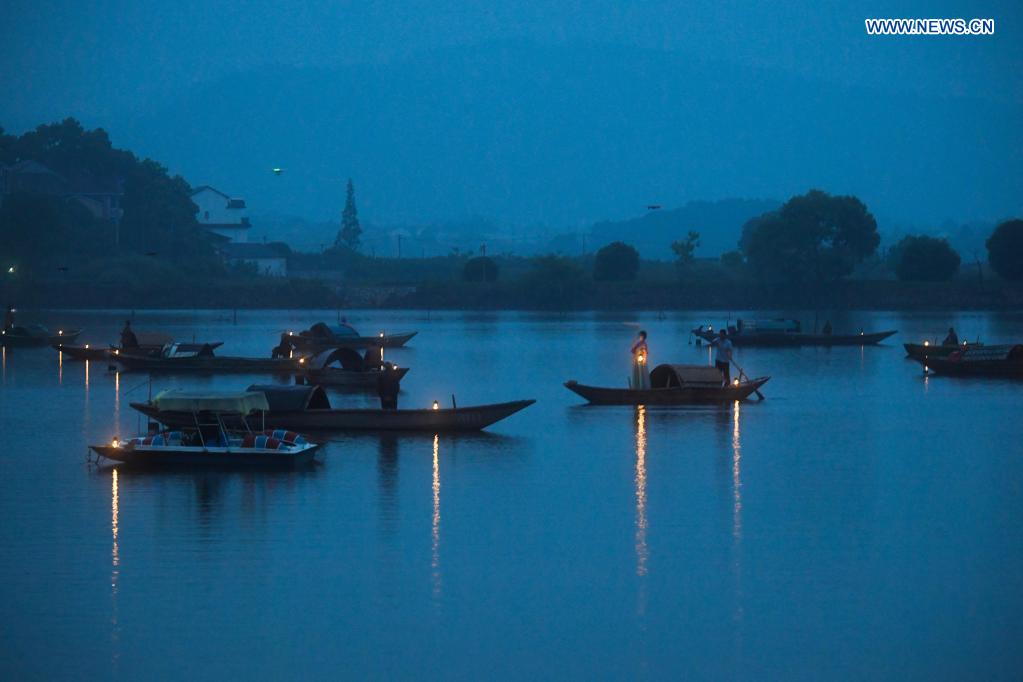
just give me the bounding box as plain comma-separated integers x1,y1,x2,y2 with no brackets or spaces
432,400,439,410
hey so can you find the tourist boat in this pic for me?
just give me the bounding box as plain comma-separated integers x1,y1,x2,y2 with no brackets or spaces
691,319,896,347
114,343,304,374
287,321,417,352
903,340,982,361
90,392,319,468
132,384,535,432
913,344,1023,378
2,324,81,347
300,347,410,387
565,364,769,405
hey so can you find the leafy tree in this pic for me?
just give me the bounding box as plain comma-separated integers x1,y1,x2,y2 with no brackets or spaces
593,241,640,281
463,256,498,282
720,250,745,270
986,219,1023,281
670,231,700,266
336,178,362,251
0,194,110,274
740,189,880,285
892,236,960,281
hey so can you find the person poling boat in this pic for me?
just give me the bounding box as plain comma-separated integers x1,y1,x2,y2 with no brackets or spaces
943,327,959,346
629,330,650,390
708,329,733,385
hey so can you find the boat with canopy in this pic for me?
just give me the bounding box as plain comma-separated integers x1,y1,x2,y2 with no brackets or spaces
287,321,417,352
132,384,535,432
691,319,896,347
90,391,319,467
565,364,769,405
912,344,1023,378
300,347,410,387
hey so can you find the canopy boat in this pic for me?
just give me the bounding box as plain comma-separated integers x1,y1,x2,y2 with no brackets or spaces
903,340,982,361
287,321,417,352
132,384,535,432
2,324,81,347
300,347,410,388
691,319,896,347
114,343,303,374
90,392,319,468
913,344,1023,378
565,364,769,405
55,331,223,361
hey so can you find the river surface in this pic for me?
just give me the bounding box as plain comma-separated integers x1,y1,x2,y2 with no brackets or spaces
0,309,1021,680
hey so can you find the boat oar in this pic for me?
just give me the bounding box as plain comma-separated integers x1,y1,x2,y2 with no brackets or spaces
731,359,764,401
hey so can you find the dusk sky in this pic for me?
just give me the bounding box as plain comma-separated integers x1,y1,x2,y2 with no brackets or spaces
3,0,1021,228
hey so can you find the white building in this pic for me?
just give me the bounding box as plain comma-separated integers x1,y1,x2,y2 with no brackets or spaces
191,185,250,242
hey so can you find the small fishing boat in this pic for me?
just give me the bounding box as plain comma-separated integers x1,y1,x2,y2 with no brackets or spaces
300,347,410,388
565,364,769,405
90,392,319,468
913,344,1023,378
903,340,981,361
132,385,535,432
287,321,417,352
2,324,81,347
691,319,896,347
114,343,303,374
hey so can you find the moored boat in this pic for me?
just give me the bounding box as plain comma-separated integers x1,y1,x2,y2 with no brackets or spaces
903,341,982,361
300,347,410,388
287,321,417,352
565,364,769,405
54,336,224,361
913,344,1023,378
132,384,535,432
2,324,81,347
691,320,896,347
90,392,319,468
114,343,303,374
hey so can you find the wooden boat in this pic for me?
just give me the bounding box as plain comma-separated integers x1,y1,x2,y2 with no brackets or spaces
90,392,319,468
132,385,535,432
913,344,1023,378
692,324,895,347
903,341,981,361
287,321,417,352
2,325,81,347
300,347,410,388
55,339,224,361
565,364,769,405
115,343,304,374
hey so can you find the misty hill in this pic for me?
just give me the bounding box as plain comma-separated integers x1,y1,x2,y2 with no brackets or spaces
591,198,779,258
118,41,1021,230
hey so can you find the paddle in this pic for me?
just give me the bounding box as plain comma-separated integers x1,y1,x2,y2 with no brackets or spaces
731,358,765,401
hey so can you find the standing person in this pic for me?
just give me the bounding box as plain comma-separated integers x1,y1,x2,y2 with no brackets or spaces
943,327,959,346
376,364,401,410
630,330,650,390
710,329,733,385
3,305,14,332
120,320,139,349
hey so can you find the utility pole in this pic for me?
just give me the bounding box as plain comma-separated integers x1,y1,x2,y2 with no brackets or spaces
481,242,486,256
397,234,403,259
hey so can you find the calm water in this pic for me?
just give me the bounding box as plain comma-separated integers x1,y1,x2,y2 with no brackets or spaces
1,309,1021,680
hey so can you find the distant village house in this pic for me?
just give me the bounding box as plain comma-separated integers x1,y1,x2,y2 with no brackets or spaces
190,185,251,243
0,159,124,225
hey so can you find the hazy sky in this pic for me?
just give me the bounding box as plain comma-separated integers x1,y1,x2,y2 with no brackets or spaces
2,0,1021,228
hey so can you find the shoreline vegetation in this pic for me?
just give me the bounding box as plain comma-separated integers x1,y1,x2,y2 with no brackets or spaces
3,119,1022,312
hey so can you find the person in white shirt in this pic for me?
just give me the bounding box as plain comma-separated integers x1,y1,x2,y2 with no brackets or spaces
710,329,733,385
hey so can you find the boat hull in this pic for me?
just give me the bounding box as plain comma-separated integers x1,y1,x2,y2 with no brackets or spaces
90,443,318,468
133,399,536,432
3,329,81,347
115,354,303,374
694,329,896,347
564,378,769,405
290,331,417,352
302,366,410,387
903,342,989,361
917,357,1023,378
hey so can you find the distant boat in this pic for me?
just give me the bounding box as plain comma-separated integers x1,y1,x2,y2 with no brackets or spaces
912,344,1023,378
132,384,535,432
54,333,224,361
300,347,410,387
903,341,982,361
90,392,319,468
2,325,81,347
565,364,769,405
287,321,417,352
692,319,896,347
114,343,303,374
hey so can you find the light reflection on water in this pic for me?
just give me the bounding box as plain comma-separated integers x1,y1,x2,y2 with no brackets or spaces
0,309,1021,680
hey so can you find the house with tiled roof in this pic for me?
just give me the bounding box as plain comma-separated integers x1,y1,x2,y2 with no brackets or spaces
190,185,250,242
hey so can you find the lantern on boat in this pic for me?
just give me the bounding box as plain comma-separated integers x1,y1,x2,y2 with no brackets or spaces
58,329,63,336
923,340,929,346
733,378,740,386
432,400,439,410
111,438,120,448
85,344,89,349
